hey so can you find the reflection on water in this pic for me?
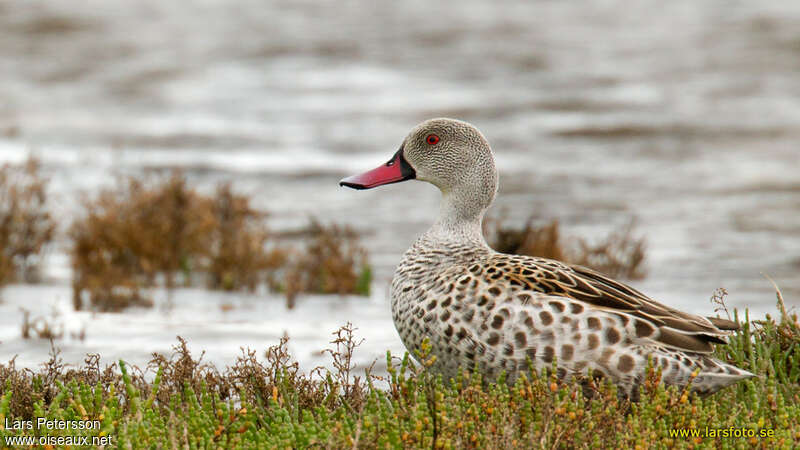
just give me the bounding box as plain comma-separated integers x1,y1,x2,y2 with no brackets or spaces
0,0,799,369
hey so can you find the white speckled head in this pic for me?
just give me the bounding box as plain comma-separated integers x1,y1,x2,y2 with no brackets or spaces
340,118,498,242
402,119,498,242
402,118,497,209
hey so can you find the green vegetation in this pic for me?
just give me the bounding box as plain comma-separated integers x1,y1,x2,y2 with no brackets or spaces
1,292,798,449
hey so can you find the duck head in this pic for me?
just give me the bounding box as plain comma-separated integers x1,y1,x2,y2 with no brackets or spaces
340,118,498,224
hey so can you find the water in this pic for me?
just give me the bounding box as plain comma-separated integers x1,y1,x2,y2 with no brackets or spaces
0,0,798,372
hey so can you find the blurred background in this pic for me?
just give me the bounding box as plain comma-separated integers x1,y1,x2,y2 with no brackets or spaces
0,0,798,373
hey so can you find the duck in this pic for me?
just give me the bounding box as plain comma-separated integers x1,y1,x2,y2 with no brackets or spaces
339,118,753,396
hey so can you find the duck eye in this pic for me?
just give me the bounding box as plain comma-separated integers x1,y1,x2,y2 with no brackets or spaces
426,134,440,145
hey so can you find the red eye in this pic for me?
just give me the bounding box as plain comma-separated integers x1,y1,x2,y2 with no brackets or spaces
426,134,440,145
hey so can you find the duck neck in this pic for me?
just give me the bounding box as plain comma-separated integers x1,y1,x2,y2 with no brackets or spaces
426,188,490,248
420,150,498,250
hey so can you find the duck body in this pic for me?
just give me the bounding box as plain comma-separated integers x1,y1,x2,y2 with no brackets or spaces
391,231,750,396
341,118,753,396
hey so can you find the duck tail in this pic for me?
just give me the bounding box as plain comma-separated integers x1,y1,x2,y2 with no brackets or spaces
691,357,755,395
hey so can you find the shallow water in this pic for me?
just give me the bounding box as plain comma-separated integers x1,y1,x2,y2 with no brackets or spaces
0,0,798,371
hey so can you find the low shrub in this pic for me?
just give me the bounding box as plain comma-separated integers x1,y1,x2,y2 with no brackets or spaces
203,184,287,292
487,216,566,261
69,174,212,311
70,173,368,311
571,219,647,279
284,219,371,308
485,215,647,279
0,158,55,287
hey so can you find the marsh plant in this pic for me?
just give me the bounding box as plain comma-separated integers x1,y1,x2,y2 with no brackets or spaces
283,219,372,309
203,184,287,292
70,173,370,311
0,158,56,287
70,174,212,311
485,215,647,280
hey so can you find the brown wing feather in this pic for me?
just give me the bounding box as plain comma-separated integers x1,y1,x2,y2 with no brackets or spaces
706,316,740,331
490,254,737,354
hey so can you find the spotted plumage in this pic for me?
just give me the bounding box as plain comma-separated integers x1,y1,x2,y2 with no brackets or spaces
341,118,754,397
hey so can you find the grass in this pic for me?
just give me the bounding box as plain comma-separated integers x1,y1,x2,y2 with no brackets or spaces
0,291,798,449
485,215,647,280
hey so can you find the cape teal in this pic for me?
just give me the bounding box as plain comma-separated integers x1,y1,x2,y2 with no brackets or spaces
340,118,754,397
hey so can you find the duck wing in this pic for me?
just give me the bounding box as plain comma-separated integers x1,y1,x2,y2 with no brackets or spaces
484,254,738,354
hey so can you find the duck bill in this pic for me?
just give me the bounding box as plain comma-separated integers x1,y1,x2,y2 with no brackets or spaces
339,147,416,190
